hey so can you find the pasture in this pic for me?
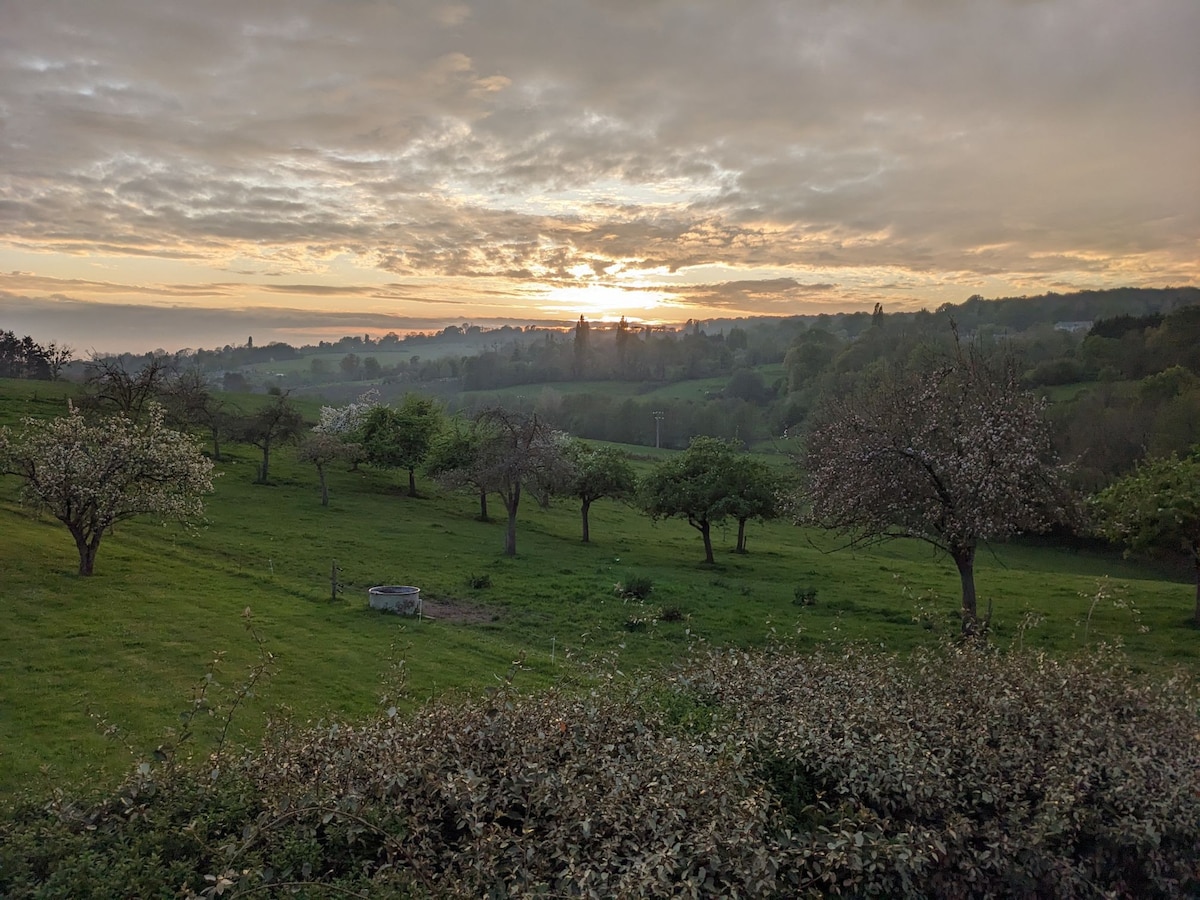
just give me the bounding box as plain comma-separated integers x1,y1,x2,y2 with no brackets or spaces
0,379,1195,796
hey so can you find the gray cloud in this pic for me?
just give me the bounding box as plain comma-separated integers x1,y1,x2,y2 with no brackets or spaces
1,0,1196,344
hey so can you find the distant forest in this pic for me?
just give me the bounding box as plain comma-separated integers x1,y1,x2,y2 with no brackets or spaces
4,286,1198,488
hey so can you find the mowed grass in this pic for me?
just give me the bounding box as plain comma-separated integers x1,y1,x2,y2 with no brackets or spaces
1,381,1196,797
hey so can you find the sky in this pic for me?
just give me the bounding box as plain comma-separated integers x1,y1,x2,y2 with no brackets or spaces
1,0,1197,354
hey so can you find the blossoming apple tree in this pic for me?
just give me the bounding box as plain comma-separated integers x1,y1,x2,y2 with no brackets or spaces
0,405,214,575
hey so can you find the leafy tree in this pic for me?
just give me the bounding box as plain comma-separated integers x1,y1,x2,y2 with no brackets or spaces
437,408,569,556
562,441,636,543
1093,452,1200,625
297,432,360,507
222,371,249,393
639,437,745,564
1150,388,1200,461
783,328,841,392
238,392,305,484
1148,304,1200,374
426,418,492,521
360,396,443,497
615,316,634,372
0,405,213,575
725,368,769,403
0,330,53,379
572,315,591,378
725,455,785,553
803,342,1071,633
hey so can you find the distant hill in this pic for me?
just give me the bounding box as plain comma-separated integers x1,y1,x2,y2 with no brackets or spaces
939,286,1200,332
697,286,1200,337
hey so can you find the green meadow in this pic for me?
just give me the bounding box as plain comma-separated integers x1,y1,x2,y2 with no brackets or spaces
1,379,1195,797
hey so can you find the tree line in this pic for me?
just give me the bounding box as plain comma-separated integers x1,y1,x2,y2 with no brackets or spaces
13,287,1191,469
0,330,72,380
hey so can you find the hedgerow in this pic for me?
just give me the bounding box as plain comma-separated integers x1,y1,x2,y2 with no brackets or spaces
2,645,1196,898
686,645,1200,897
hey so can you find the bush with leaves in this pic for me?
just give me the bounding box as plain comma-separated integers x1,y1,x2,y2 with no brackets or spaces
682,645,1200,897
2,646,1196,898
1092,450,1200,625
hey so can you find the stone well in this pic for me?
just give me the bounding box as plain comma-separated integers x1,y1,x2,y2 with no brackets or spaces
368,585,421,615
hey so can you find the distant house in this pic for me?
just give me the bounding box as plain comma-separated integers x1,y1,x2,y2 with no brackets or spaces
1054,321,1093,333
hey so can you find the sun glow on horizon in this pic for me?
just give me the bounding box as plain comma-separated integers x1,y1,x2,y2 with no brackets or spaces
535,281,674,320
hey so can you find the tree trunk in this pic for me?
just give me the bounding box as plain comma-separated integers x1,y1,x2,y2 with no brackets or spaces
211,428,222,461
504,508,518,556
258,444,271,483
318,465,329,507
503,482,521,556
735,517,748,553
70,525,100,576
953,544,978,634
581,499,591,543
407,467,417,498
700,519,714,564
478,490,489,522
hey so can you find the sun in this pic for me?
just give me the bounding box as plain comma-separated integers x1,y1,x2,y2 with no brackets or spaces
536,281,670,321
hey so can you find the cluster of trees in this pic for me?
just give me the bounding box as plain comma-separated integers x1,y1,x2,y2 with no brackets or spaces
0,330,72,380
77,357,307,484
1044,307,1200,486
438,294,1199,454
455,318,774,390
305,393,789,561
541,392,764,450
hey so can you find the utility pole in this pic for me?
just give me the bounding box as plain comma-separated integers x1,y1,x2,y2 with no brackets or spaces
653,410,664,449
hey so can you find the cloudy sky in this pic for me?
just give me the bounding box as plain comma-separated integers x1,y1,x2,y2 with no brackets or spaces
2,0,1197,353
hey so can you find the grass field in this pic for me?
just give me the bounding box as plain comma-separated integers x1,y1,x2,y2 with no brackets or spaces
1,379,1196,797
458,363,788,407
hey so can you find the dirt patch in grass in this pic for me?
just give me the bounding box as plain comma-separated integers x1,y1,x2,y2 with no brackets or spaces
419,596,497,624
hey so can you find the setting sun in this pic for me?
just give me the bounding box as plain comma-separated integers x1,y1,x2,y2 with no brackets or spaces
536,281,673,322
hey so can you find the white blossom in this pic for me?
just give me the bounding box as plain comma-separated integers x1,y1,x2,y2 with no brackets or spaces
314,389,382,436
0,404,214,575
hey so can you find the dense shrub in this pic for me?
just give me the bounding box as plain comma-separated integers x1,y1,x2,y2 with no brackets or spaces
2,646,1196,898
685,645,1200,897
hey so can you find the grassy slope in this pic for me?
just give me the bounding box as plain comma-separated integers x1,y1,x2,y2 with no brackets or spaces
0,379,1195,796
